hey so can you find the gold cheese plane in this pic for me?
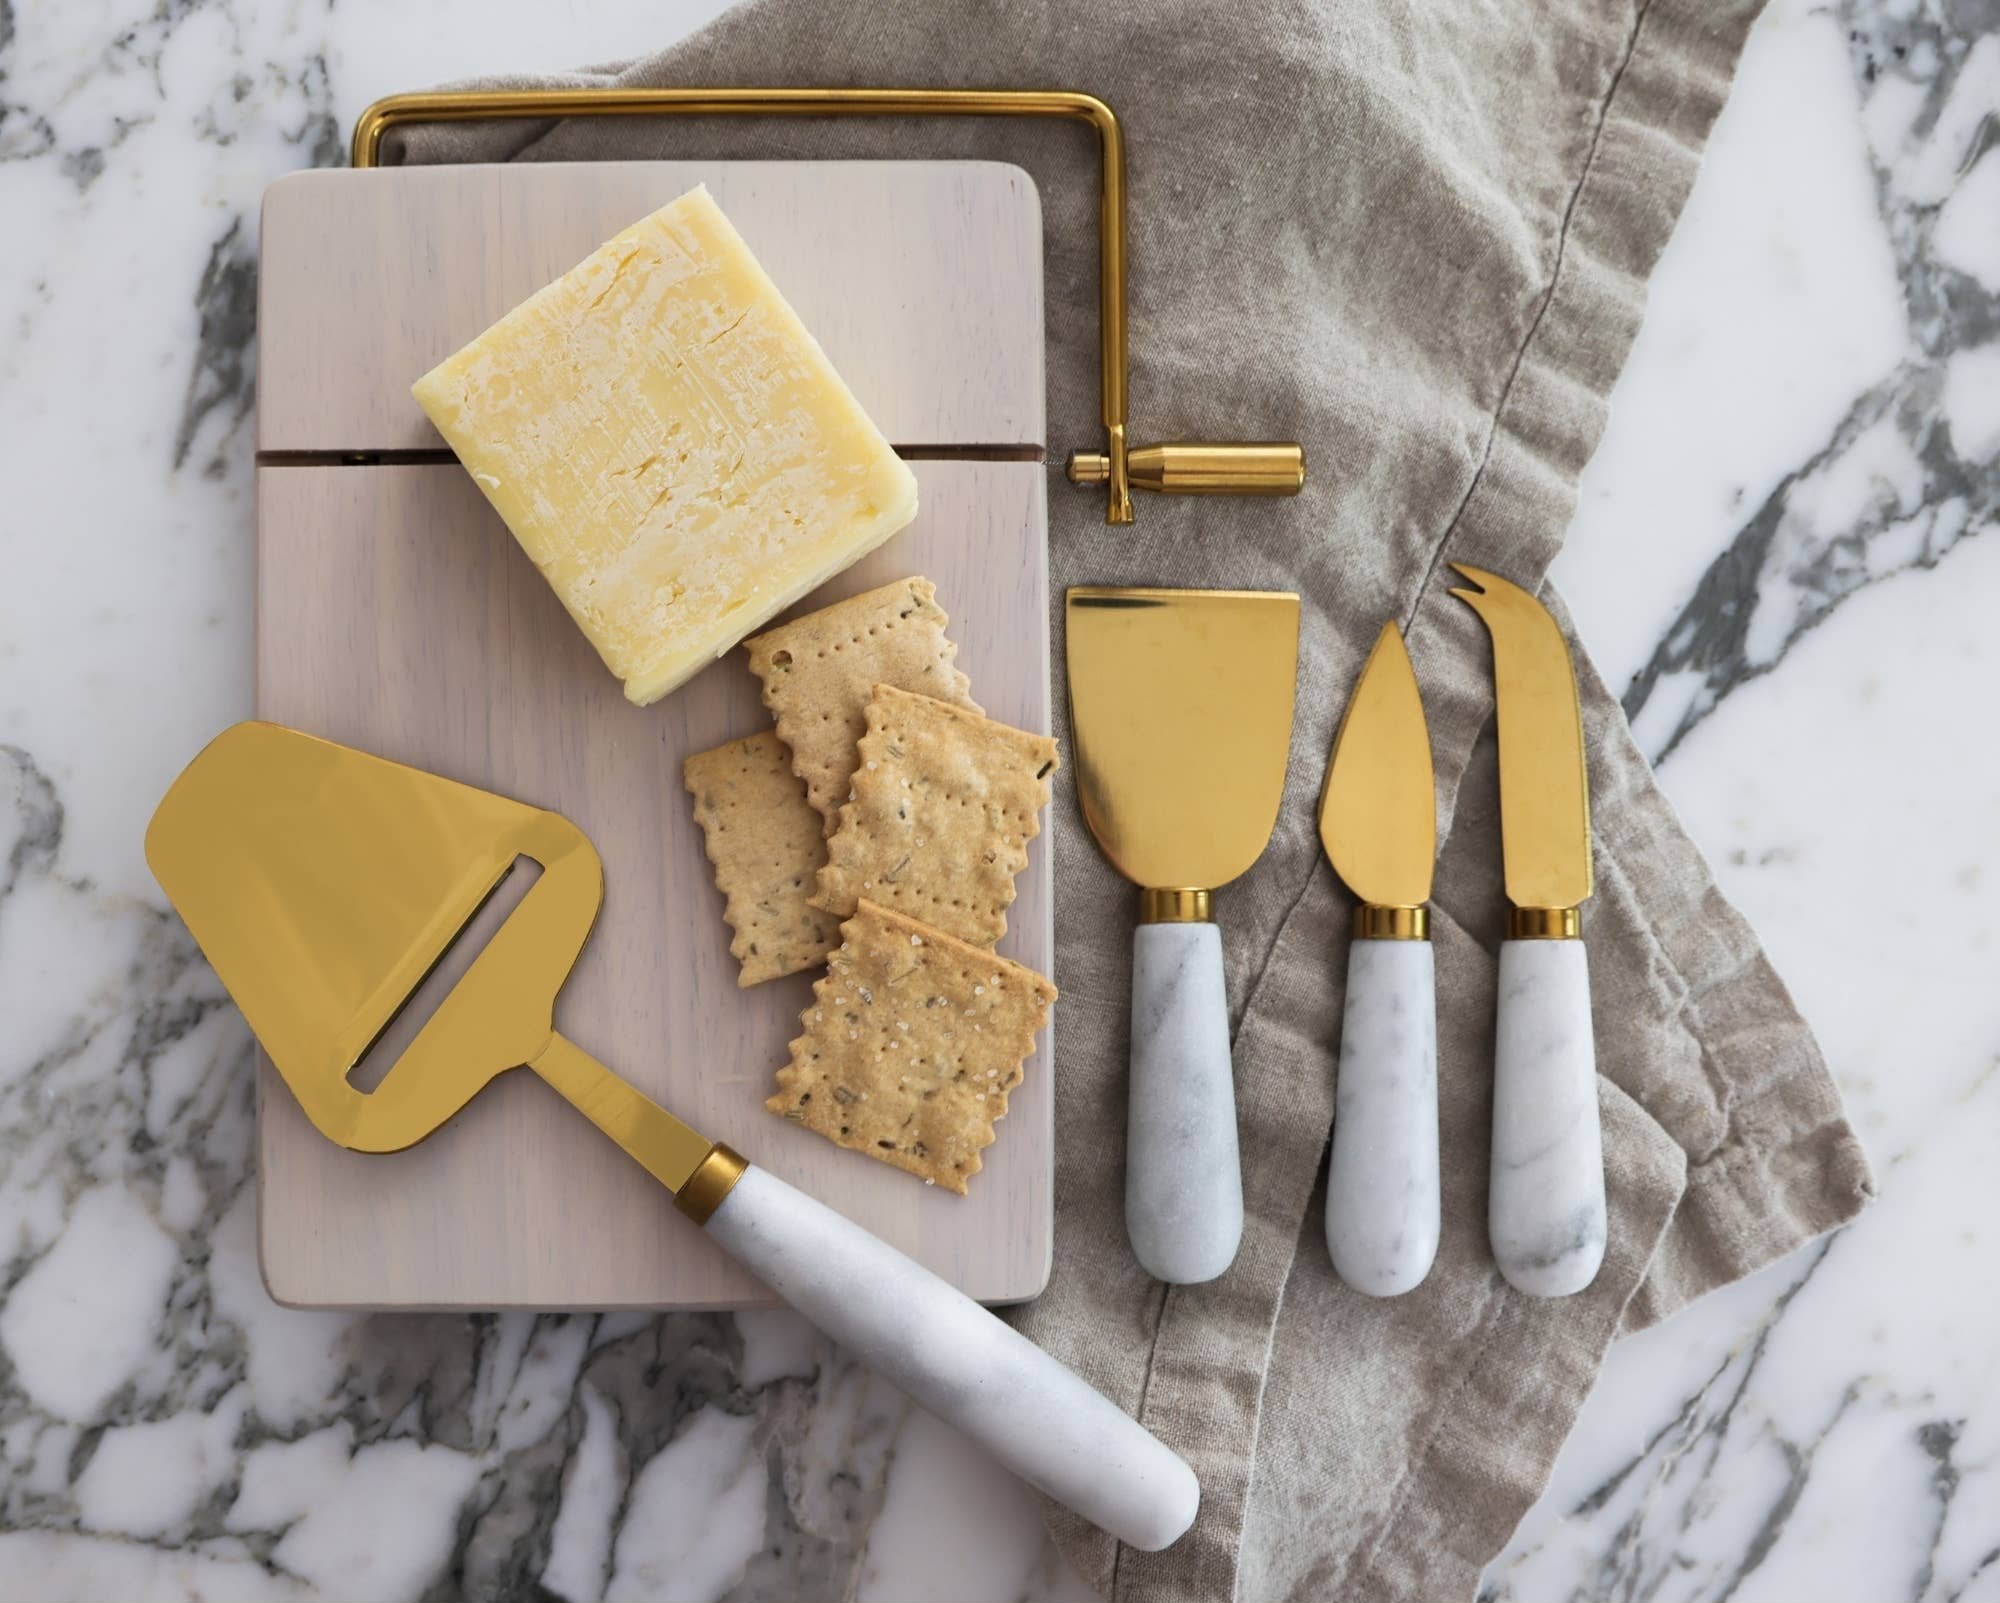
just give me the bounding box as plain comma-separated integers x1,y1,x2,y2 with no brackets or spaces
142,721,1201,1547
1066,586,1299,1284
143,721,732,1207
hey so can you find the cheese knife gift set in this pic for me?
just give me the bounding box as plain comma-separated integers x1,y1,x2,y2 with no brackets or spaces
1066,569,1607,1301
145,83,1608,1555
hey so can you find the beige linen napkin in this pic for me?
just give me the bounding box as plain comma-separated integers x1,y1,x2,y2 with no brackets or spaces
391,2,1874,1597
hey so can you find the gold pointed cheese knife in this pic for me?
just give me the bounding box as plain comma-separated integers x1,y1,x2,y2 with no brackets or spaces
144,722,1198,1551
1316,622,1440,1297
1450,566,1606,1298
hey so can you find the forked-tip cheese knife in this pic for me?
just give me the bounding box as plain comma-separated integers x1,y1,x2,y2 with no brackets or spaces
1317,621,1440,1297
144,722,1199,1552
1449,566,1606,1298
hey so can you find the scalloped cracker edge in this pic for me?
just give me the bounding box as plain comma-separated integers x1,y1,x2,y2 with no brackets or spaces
684,731,844,986
766,901,1056,1192
744,577,979,834
813,685,1057,947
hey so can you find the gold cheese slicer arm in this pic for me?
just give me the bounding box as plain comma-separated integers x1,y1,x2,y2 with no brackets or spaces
349,87,1304,526
526,1032,747,1224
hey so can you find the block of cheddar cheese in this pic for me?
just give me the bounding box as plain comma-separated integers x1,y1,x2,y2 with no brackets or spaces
412,186,920,705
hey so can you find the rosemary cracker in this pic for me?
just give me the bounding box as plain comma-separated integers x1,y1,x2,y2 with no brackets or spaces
744,577,979,833
767,901,1056,1192
814,685,1057,947
684,732,844,986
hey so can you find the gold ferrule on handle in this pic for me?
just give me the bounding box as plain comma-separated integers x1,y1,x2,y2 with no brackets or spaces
1139,887,1212,924
1353,904,1429,941
674,1142,750,1225
1068,441,1306,497
1508,906,1581,941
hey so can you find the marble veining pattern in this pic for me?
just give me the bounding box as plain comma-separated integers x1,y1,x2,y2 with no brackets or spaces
703,1168,1200,1555
1,0,1994,1597
1485,939,1607,1301
1125,920,1244,1286
1324,937,1440,1298
1614,3,2000,766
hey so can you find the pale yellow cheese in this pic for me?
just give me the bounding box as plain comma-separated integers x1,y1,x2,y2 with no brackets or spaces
412,186,920,705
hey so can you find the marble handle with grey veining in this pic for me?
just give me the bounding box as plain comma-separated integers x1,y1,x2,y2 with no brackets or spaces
1326,938,1440,1296
705,1165,1201,1551
1126,922,1244,1284
1489,939,1607,1297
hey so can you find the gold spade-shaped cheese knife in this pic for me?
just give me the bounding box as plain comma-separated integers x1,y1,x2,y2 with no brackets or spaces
1450,566,1606,1298
144,722,1198,1551
1067,588,1300,1285
1317,622,1440,1297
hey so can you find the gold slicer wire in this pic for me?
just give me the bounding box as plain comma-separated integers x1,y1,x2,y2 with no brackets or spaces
351,87,1308,526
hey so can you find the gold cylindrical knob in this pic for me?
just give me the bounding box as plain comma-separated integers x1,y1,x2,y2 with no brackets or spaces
1068,441,1306,496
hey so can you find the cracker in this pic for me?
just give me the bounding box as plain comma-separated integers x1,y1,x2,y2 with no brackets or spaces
684,732,844,987
767,900,1056,1192
743,577,980,833
812,685,1057,947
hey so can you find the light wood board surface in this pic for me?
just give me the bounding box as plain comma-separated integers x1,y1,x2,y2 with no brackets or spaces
254,162,1050,1308
259,161,1044,453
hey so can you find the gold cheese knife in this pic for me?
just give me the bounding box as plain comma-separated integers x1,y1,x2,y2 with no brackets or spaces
1316,622,1440,1297
1450,566,1606,1298
1066,588,1300,1285
144,722,1199,1550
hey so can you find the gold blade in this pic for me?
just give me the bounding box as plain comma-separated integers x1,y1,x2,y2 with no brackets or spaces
143,723,712,1190
1317,622,1435,907
1066,588,1300,892
1449,566,1593,909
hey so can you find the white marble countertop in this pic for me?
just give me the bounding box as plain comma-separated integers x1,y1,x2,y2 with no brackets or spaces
2,0,1994,1598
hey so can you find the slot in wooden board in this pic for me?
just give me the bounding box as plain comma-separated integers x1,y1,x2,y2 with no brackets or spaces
258,161,1044,454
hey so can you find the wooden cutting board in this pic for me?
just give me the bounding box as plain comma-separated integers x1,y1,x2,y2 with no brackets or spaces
254,161,1050,1309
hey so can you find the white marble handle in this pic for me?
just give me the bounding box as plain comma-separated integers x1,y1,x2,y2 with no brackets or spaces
1489,939,1607,1297
703,1165,1201,1552
1326,938,1440,1296
1126,921,1244,1284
